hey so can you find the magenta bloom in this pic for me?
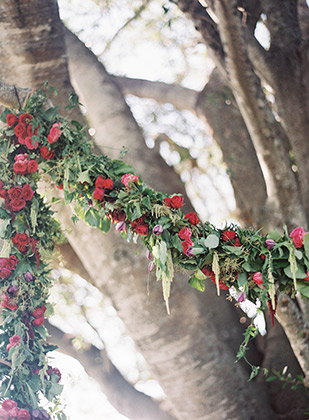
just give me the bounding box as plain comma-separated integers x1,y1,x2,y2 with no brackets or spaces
290,226,306,248
152,225,163,235
115,221,127,232
264,239,275,250
252,272,264,285
121,173,139,187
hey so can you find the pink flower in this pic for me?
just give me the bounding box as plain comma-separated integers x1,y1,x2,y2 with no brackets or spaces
290,226,306,248
252,272,264,285
47,122,62,144
0,408,10,420
93,188,104,201
1,399,17,411
121,173,139,187
9,335,21,346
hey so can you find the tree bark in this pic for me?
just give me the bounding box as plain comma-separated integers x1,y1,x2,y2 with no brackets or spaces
47,321,177,420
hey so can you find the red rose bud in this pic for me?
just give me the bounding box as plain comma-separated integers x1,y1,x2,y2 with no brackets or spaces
22,184,34,201
6,113,18,126
184,212,200,225
201,267,229,290
252,272,264,285
32,305,47,318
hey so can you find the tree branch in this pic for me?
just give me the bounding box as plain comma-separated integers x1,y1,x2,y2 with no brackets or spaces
47,321,177,420
259,0,302,52
176,0,226,76
0,81,31,109
213,0,306,228
110,75,198,111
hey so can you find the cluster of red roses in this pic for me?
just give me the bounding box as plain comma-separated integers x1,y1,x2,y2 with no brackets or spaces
221,229,242,247
0,255,18,279
130,215,149,235
3,184,34,213
12,154,38,176
31,305,47,327
6,112,61,159
6,112,39,151
0,399,31,420
11,233,32,253
93,175,114,201
163,194,184,209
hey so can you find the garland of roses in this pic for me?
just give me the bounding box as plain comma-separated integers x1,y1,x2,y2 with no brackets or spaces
0,89,309,418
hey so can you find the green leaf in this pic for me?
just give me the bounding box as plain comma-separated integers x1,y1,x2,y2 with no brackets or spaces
47,382,63,401
188,275,205,291
284,263,307,279
171,234,183,253
77,170,91,184
84,208,101,228
25,382,39,408
267,229,282,241
303,233,309,259
112,160,135,176
44,106,59,121
296,280,309,298
142,195,151,210
0,219,10,237
237,272,247,288
101,217,111,233
223,245,243,256
203,234,219,249
131,203,142,221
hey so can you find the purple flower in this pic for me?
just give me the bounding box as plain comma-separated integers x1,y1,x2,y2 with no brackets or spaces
115,221,127,232
152,224,163,236
7,285,18,296
237,291,247,302
186,246,195,257
24,271,35,282
146,250,152,260
264,239,275,250
31,409,50,420
148,261,155,272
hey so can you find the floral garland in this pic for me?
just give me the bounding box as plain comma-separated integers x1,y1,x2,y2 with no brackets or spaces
0,90,309,417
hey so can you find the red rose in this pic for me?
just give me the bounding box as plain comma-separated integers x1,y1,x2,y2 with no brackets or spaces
27,124,39,137
6,113,18,127
14,153,28,162
25,137,38,150
93,188,105,201
201,267,229,290
14,123,27,139
10,199,26,212
16,409,31,420
40,146,55,159
19,113,33,124
178,227,192,241
95,176,105,189
109,209,126,223
8,186,23,200
184,212,200,225
0,267,12,279
13,161,28,175
2,295,18,310
135,224,149,235
102,178,114,189
32,305,46,318
181,239,193,256
12,233,30,249
6,256,19,270
132,216,146,226
27,160,38,173
290,226,306,248
47,122,61,144
0,189,6,199
164,195,184,209
32,316,45,327
252,272,264,285
234,238,242,247
22,184,34,201
222,230,236,242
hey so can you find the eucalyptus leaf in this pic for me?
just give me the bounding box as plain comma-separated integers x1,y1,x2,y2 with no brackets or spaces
203,234,219,249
